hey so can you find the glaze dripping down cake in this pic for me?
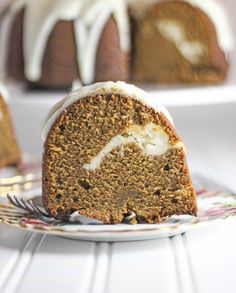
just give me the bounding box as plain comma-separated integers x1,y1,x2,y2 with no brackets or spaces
0,85,20,168
0,0,234,88
42,82,197,224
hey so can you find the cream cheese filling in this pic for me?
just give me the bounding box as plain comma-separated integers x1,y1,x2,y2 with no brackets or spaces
83,123,184,171
156,19,206,64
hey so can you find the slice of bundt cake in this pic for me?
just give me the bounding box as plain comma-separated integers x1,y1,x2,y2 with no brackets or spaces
0,85,20,168
42,81,197,224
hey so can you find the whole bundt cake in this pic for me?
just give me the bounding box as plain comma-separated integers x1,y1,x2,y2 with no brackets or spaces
0,0,233,88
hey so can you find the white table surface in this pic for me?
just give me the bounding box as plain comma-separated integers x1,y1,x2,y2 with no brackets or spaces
1,217,236,293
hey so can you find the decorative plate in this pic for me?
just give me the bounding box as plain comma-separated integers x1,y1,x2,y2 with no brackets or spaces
0,175,235,242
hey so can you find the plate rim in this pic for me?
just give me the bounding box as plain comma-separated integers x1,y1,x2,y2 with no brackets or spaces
0,201,235,242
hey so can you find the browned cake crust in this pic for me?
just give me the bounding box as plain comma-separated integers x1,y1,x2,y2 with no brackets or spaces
43,93,197,223
95,17,129,83
7,10,129,89
0,95,20,168
132,1,228,84
6,10,25,84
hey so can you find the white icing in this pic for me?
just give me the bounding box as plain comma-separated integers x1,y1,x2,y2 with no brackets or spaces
83,123,183,171
156,20,206,64
74,3,112,85
42,81,173,141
